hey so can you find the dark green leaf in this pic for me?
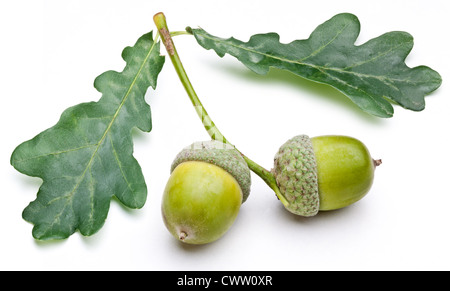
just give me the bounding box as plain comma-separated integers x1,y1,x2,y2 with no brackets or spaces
190,13,442,117
10,31,165,240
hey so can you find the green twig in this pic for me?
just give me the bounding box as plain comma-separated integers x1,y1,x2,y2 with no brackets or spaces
153,12,288,207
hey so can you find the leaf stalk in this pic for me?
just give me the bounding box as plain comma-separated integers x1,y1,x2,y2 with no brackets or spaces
153,12,288,206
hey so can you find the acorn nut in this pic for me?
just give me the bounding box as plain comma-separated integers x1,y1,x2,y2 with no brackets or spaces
161,140,251,244
272,135,380,217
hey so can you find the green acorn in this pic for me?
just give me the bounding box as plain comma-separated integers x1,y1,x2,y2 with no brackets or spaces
272,135,380,217
162,140,251,244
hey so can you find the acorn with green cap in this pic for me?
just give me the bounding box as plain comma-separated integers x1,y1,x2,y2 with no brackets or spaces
161,140,251,245
272,135,381,217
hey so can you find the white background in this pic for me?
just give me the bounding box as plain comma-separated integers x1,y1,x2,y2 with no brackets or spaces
1,0,449,271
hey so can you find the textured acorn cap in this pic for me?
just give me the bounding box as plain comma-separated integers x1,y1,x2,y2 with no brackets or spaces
272,135,319,216
171,140,251,203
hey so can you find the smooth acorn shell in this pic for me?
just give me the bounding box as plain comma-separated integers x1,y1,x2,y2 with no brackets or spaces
162,161,242,244
311,135,375,211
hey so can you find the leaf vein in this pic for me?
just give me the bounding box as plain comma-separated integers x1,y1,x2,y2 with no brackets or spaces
298,22,350,62
108,132,133,193
13,143,98,163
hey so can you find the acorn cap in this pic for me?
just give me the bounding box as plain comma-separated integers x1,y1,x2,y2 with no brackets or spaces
171,140,251,203
272,135,319,216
